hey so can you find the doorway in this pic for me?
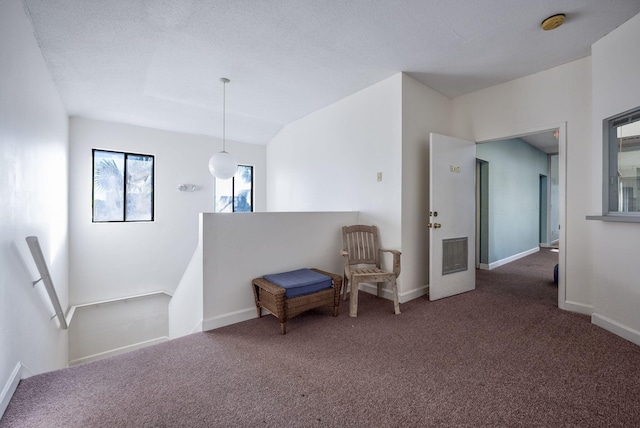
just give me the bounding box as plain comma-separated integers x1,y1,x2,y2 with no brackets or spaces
475,125,566,308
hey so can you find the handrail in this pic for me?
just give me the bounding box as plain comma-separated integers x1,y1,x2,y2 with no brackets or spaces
66,291,172,326
25,236,68,330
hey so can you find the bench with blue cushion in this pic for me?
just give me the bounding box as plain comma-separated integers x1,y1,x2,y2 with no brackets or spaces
252,268,342,334
263,268,333,298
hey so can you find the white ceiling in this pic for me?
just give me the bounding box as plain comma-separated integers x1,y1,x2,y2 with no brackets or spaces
481,128,560,154
22,0,640,146
519,131,560,154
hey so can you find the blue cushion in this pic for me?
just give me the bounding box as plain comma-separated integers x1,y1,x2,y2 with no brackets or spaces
263,268,332,298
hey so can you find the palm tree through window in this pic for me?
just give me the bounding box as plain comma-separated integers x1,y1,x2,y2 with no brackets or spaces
215,165,253,213
92,149,154,222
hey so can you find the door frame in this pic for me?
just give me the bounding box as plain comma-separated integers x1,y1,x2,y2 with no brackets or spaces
476,122,567,310
539,173,549,246
475,159,489,269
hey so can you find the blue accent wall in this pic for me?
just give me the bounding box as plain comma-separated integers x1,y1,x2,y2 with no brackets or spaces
476,138,549,264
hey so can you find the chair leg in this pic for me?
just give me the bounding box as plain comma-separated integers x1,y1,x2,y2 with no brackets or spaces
391,278,400,315
280,322,286,335
349,279,359,317
342,276,349,301
376,282,382,298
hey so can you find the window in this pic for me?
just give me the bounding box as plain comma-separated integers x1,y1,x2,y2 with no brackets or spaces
215,165,253,213
92,149,154,222
605,108,640,215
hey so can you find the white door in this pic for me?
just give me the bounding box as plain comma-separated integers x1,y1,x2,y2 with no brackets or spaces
429,133,476,301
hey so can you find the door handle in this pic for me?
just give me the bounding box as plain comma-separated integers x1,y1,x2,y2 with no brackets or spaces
433,223,442,229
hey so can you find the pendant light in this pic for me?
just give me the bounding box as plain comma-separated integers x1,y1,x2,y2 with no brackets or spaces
209,77,238,180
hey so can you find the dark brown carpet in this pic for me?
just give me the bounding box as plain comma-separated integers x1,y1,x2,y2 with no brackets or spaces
3,249,640,427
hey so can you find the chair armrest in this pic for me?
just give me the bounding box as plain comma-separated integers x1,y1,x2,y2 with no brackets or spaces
380,248,401,276
380,249,401,255
252,278,286,297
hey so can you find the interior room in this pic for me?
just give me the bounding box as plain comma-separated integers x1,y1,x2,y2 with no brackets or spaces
2,0,640,425
476,129,560,269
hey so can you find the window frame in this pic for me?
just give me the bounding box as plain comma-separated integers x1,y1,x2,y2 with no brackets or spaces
92,149,155,223
602,108,640,219
214,164,254,213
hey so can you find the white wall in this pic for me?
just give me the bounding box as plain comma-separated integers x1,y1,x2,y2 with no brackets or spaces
266,74,405,294
201,211,358,330
68,117,266,304
267,74,402,238
168,225,203,339
401,74,453,298
69,292,171,365
590,13,640,344
451,57,592,312
0,0,69,413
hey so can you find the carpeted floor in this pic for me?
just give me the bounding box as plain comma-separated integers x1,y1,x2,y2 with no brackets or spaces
2,249,640,427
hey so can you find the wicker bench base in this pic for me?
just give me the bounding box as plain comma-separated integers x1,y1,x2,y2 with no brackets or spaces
252,268,342,334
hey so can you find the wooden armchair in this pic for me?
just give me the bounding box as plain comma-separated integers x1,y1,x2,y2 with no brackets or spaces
341,225,401,317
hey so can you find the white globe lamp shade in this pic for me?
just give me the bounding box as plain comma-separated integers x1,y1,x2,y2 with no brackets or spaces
209,151,238,180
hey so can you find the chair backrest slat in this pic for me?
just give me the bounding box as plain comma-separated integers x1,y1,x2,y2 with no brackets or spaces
342,225,380,267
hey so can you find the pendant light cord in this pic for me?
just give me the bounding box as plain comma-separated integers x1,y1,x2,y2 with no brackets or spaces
208,77,236,180
222,79,226,152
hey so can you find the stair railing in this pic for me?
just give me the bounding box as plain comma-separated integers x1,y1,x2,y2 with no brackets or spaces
25,236,68,329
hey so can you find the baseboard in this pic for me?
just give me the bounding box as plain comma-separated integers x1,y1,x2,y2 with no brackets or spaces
202,307,256,332
1,363,22,419
592,313,640,347
401,284,429,302
201,286,430,332
170,319,203,340
356,282,428,303
68,336,170,366
561,300,593,315
189,320,203,335
482,247,540,270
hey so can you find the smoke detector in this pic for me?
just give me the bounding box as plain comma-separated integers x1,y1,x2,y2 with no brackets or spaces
541,14,565,31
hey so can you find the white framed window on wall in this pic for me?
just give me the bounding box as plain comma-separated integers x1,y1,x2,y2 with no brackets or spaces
92,149,155,222
603,107,640,217
215,165,253,213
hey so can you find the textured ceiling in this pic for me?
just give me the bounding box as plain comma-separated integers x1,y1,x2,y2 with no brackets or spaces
22,0,640,145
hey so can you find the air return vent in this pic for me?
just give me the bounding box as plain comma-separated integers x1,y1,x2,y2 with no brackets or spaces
442,237,468,275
